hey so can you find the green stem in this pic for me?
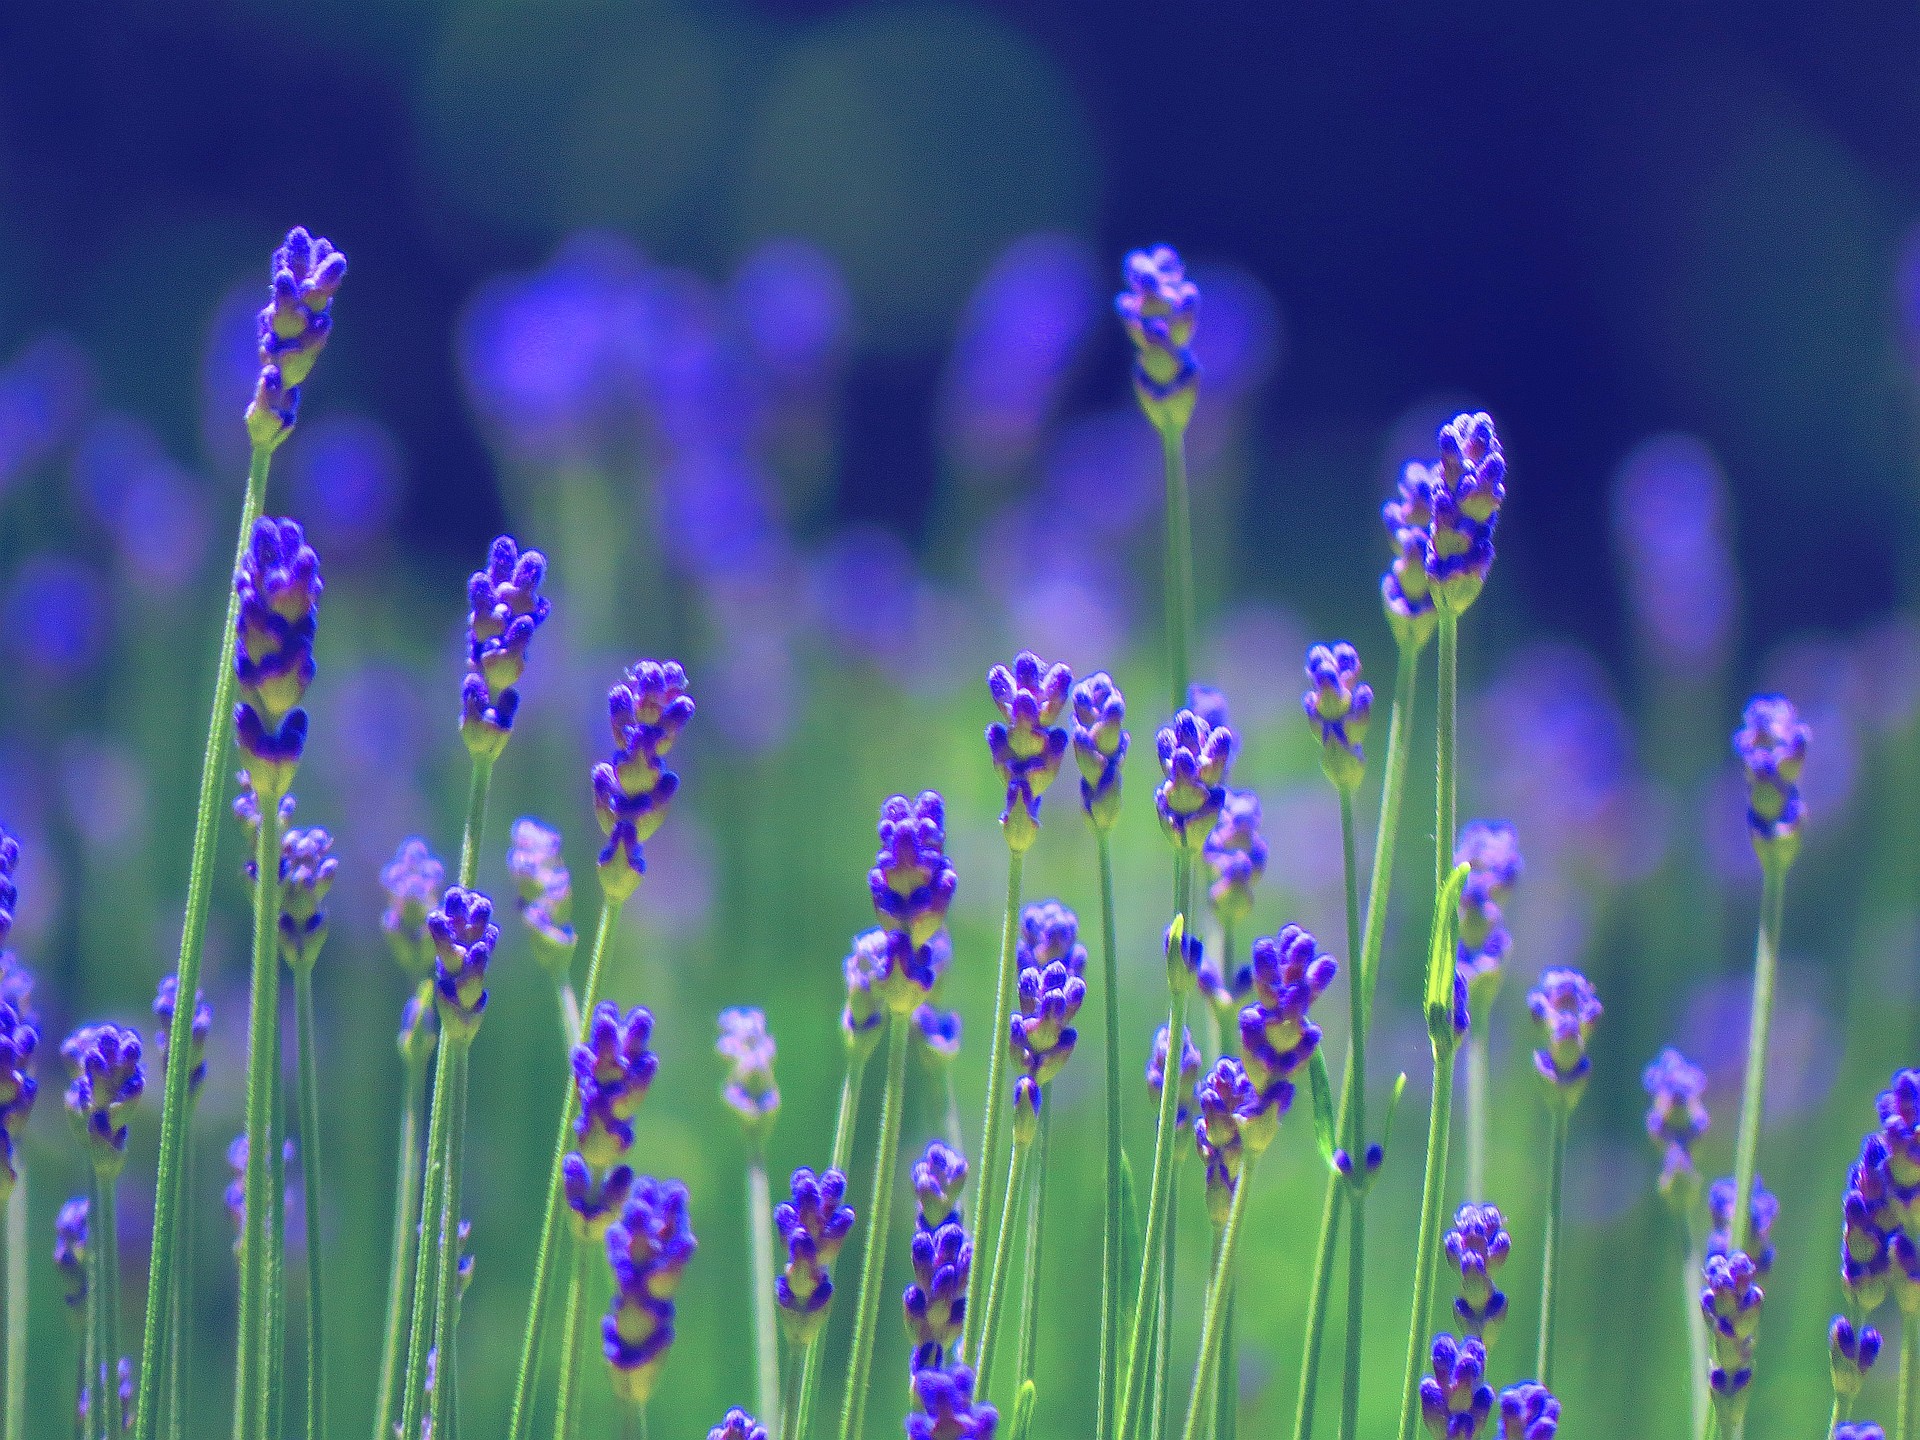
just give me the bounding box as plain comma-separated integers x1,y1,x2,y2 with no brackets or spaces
1729,863,1787,1251
748,1156,782,1434
293,970,327,1440
268,1121,287,1440
556,983,582,1051
1096,833,1124,1440
551,1248,589,1440
457,756,496,890
399,1027,455,1440
1901,1321,1920,1440
427,1041,473,1440
373,1047,430,1440
87,1169,106,1440
1160,424,1195,710
235,799,284,1440
1463,1032,1489,1204
1336,790,1365,1440
1831,1395,1844,1440
506,896,625,1440
1016,1103,1052,1386
966,852,1025,1368
1536,1109,1568,1389
134,441,272,1440
837,1015,909,1440
100,1175,122,1435
165,1140,194,1440
1290,1187,1343,1440
1679,1213,1708,1440
1152,1185,1180,1440
976,1135,1032,1396
790,1338,825,1440
1179,1163,1256,1440
5,1165,24,1440
1436,614,1457,899
1394,1045,1457,1440
1214,1275,1237,1440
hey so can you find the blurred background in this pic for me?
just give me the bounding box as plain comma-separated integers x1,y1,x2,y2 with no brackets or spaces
0,0,1917,1436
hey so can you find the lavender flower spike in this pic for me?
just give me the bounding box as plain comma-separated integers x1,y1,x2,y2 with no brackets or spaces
1494,1383,1557,1440
903,1206,973,1373
1204,790,1267,930
1444,1205,1511,1345
0,827,17,950
905,1362,998,1440
1155,707,1234,854
842,929,889,1060
913,1141,968,1230
985,652,1073,853
1707,1175,1778,1274
507,817,577,975
460,536,551,762
1876,1068,1920,1226
1527,969,1600,1114
1238,923,1337,1118
152,976,210,1098
54,1195,88,1307
1383,461,1439,653
1643,1047,1709,1206
0,999,35,1199
278,824,337,971
1734,695,1809,869
427,886,499,1042
1007,901,1087,1144
1419,1334,1494,1440
1194,1056,1278,1225
1070,672,1129,831
775,1166,854,1345
1116,246,1200,434
1454,822,1520,1011
380,838,446,978
717,1007,781,1143
564,1003,656,1240
1835,1427,1887,1440
1423,412,1507,616
232,517,322,800
604,1176,697,1406
1303,642,1373,793
1843,1135,1897,1313
62,1024,143,1172
244,226,348,450
870,792,958,948
594,660,694,901
1148,1024,1202,1132
711,1409,769,1440
1701,1250,1763,1428
1831,1315,1882,1400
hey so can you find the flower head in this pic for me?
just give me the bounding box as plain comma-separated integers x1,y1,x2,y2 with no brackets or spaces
1204,790,1267,929
1194,1057,1274,1224
507,818,576,973
1383,462,1440,651
1116,246,1200,433
1445,1205,1511,1344
0,994,35,1199
1831,1315,1882,1399
460,536,551,761
1008,901,1086,1143
1070,673,1129,831
1239,924,1336,1113
380,838,445,978
62,1024,143,1170
232,517,322,799
1527,969,1600,1113
245,227,347,450
1495,1383,1558,1440
1707,1176,1778,1275
278,824,337,971
775,1166,854,1346
1419,1334,1493,1440
1734,695,1809,869
870,792,958,947
1454,822,1521,1010
842,929,888,1057
1303,643,1373,792
1701,1250,1763,1427
53,1196,87,1307
1835,1427,1886,1440
0,828,17,952
1155,708,1234,853
1845,1135,1899,1313
604,1177,696,1406
710,1410,768,1440
985,652,1072,852
1148,1025,1202,1131
564,1003,656,1239
152,976,209,1098
913,1006,962,1068
594,660,694,900
428,887,498,1040
905,1362,998,1440
1643,1048,1709,1205
1423,413,1507,615
903,1212,972,1373
717,1007,780,1142
913,1141,969,1231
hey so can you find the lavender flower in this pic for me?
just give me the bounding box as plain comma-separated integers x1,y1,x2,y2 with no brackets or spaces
775,1166,853,1345
1707,1175,1778,1274
1423,412,1507,616
1116,246,1200,434
1194,1057,1277,1224
985,652,1073,852
604,1177,697,1406
1701,1251,1763,1427
1238,924,1336,1117
0,994,35,1200
842,929,888,1058
151,977,209,1097
710,1409,769,1440
507,818,577,974
1844,1136,1898,1313
905,1363,998,1440
278,824,337,971
232,517,322,800
1303,643,1373,792
1527,969,1600,1113
913,1006,962,1067
1643,1048,1709,1205
903,1208,973,1373
1445,1205,1511,1344
428,887,499,1041
870,792,958,948
1494,1383,1557,1440
54,1195,87,1307
1007,901,1087,1142
62,1024,143,1169
1156,708,1234,854
460,537,551,762
1831,1315,1882,1399
1611,435,1739,671
1734,695,1809,867
1419,1334,1493,1440
244,227,348,450
594,660,694,900
1835,1427,1886,1440
380,838,446,978
1148,1025,1202,1131
717,1007,780,1142
564,1003,656,1240
913,1141,968,1231
0,828,16,950
1204,790,1267,929
1877,1069,1920,1220
1454,822,1521,1009
1070,672,1128,832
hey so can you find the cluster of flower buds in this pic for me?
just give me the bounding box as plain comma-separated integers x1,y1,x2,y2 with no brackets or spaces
1423,413,1507,616
1382,462,1438,652
905,1362,998,1440
775,1166,853,1346
1238,924,1336,1120
1830,1314,1882,1401
1527,969,1601,1116
1156,708,1234,856
428,887,499,1042
865,792,958,1019
842,929,888,1061
1642,1048,1709,1207
1070,673,1128,832
1445,1204,1511,1345
563,1004,657,1241
1194,1057,1276,1224
1148,1025,1202,1132
506,818,577,976
1706,1176,1778,1274
380,838,446,979
0,997,35,1199
152,976,210,1098
244,227,347,449
913,1004,962,1069
460,536,551,762
62,1025,143,1173
1835,1426,1887,1440
54,1196,87,1308
717,1007,780,1144
594,661,694,901
1007,902,1086,1143
985,652,1072,853
1204,790,1266,933
278,824,337,972
1116,246,1200,434
904,1142,971,1375
1419,1333,1492,1440
1495,1383,1558,1440
709,1409,768,1440
1701,1250,1763,1427
1843,1134,1898,1313
222,1133,299,1256
1303,642,1372,793
1454,822,1521,1013
232,518,322,801
604,1176,697,1406
1734,695,1809,870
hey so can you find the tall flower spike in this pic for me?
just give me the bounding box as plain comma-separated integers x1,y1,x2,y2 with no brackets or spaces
1643,1047,1709,1206
905,1362,999,1440
1148,1025,1202,1131
1844,1135,1897,1313
1303,642,1373,793
870,791,959,947
53,1195,88,1308
775,1166,854,1345
1706,1175,1778,1275
232,517,322,800
428,887,499,1041
1876,1069,1920,1224
1239,923,1337,1114
245,226,348,450
1527,969,1601,1114
604,1177,697,1406
842,929,889,1059
1835,1427,1887,1440
594,660,694,901
278,824,337,971
1494,1383,1557,1440
507,818,577,975
1383,461,1440,652
1445,1204,1511,1344
460,536,551,762
0,1000,35,1200
1204,790,1267,931
717,1007,780,1143
985,651,1073,853
1455,822,1521,1012
1070,672,1128,832
1701,1250,1763,1428
1007,901,1086,1144
1194,1057,1275,1225
0,827,17,950
1155,707,1234,853
152,976,210,1097
564,1003,656,1240
1831,1314,1882,1399
1423,412,1507,616
1419,1334,1494,1440
1734,695,1809,869
903,1207,973,1373
380,838,446,978
62,1024,143,1171
913,1141,968,1231
710,1409,769,1440
1116,245,1200,434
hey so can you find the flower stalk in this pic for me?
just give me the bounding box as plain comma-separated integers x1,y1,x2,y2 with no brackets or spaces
836,1013,908,1440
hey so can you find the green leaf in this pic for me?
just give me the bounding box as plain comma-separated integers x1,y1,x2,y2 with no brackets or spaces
1424,862,1471,1044
1307,1049,1338,1171
1008,1381,1038,1440
1120,1150,1143,1342
1378,1071,1410,1164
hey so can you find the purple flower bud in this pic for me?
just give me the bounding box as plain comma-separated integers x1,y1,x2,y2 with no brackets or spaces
985,652,1073,853
1382,462,1439,651
842,929,888,1056
1643,1048,1709,1204
152,976,210,1097
1156,708,1234,853
1194,1057,1275,1224
1445,1205,1511,1343
428,888,499,1040
278,825,337,971
0,828,16,951
913,1141,968,1231
245,227,347,451
913,1006,962,1068
1707,1176,1778,1275
594,661,694,900
1734,695,1809,868
604,1177,696,1406
507,818,577,971
565,1003,656,1239
1148,1025,1201,1131
904,1211,973,1374
1070,672,1128,831
717,1007,780,1141
0,999,35,1199
460,536,551,761
1701,1251,1763,1427
1419,1334,1493,1440
1303,643,1373,792
1527,969,1601,1111
1239,924,1336,1112
380,838,446,978
62,1024,143,1166
1831,1315,1882,1399
710,1409,769,1440
776,1166,853,1346
1422,413,1507,615
232,518,322,800
905,1362,998,1440
1454,822,1521,1008
1835,1427,1886,1440
1495,1383,1557,1440
1116,246,1200,434
1007,902,1087,1140
53,1195,87,1307
1204,790,1267,927
870,792,957,947
1611,436,1739,671
1843,1135,1898,1312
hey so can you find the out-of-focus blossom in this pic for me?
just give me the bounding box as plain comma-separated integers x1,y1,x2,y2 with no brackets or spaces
8,556,107,679
281,414,405,563
0,335,91,491
1187,262,1280,414
717,1007,780,1142
1611,435,1739,671
1042,410,1163,544
71,415,211,595
730,239,850,392
1643,1047,1708,1204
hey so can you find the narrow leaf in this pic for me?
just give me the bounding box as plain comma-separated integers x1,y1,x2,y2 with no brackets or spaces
1424,862,1471,1032
1008,1381,1038,1440
1307,1049,1338,1170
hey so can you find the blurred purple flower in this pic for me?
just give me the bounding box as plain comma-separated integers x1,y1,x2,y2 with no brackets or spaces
808,526,942,683
1041,409,1163,542
71,415,211,596
1187,262,1281,411
1849,615,1920,739
729,239,851,391
281,414,405,562
1678,964,1836,1128
1610,435,1739,671
0,335,92,491
200,281,260,474
8,555,107,679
